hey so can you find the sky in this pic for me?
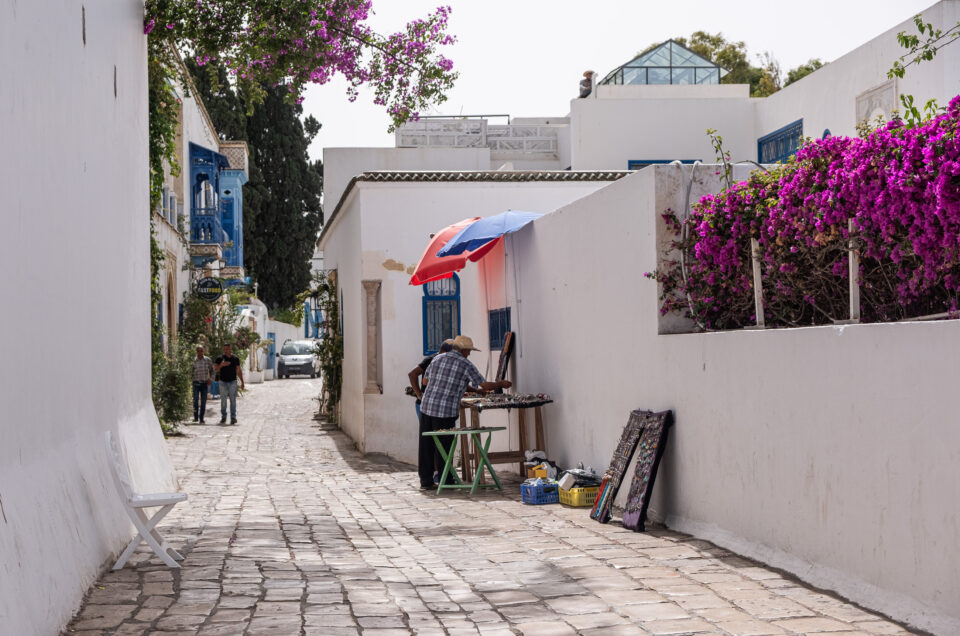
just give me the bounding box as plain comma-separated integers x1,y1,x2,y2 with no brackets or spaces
302,0,938,162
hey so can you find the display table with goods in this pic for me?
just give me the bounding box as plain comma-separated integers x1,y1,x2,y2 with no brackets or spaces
422,426,506,495
458,393,554,479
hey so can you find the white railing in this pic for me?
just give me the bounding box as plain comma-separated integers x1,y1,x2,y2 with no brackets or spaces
395,120,561,156
395,119,487,148
487,125,559,155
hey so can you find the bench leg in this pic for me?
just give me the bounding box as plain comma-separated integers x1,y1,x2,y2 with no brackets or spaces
113,503,180,570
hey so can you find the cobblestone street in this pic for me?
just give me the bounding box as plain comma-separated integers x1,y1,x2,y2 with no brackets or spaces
66,379,914,636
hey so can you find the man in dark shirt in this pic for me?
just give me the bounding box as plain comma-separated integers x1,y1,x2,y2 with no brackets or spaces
408,339,454,487
417,335,511,490
214,343,244,424
408,339,455,420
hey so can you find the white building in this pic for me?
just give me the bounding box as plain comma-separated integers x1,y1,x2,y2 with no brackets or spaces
319,2,960,633
0,3,177,635
153,53,251,349
318,171,625,461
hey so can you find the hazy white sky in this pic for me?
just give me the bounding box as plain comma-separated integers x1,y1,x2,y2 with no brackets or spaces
302,0,937,161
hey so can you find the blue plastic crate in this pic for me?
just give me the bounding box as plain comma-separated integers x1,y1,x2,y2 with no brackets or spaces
521,481,559,505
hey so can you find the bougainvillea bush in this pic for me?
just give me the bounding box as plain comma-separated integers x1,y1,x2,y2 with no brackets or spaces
649,95,960,330
145,0,457,128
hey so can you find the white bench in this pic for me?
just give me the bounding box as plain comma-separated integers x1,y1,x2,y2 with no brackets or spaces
104,431,187,569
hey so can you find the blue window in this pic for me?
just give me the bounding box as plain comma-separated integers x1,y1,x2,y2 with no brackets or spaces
422,275,460,355
488,307,511,350
758,119,803,164
822,129,831,139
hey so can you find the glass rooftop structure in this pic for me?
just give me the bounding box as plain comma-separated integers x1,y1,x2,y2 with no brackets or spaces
600,39,729,86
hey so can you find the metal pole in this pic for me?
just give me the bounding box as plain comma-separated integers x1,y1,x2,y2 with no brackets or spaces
848,218,861,322
751,238,766,328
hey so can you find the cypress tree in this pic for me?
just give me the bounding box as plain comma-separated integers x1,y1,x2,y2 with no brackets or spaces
187,62,323,310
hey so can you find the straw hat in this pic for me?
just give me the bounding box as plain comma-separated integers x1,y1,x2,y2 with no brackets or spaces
452,335,480,351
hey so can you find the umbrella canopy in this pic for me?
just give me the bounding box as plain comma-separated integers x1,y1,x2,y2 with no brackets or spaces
437,210,543,257
409,217,502,285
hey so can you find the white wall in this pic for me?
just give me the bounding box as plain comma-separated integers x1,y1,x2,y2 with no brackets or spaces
756,0,960,142
267,318,303,352
323,147,492,212
321,188,366,447
508,165,959,635
569,88,757,170
0,3,177,635
320,179,613,464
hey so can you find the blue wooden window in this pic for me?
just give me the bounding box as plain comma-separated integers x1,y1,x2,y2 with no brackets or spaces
758,119,803,164
488,307,511,350
423,275,460,355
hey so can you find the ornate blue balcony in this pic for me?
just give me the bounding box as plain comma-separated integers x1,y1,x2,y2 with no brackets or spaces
190,207,227,244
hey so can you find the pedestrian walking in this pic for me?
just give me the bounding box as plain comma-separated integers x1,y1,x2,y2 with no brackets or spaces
214,343,244,424
191,345,214,423
418,335,511,490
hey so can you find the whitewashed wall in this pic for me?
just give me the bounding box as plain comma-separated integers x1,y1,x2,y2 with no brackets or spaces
322,147,492,211
320,179,611,464
569,84,756,170
322,188,366,448
0,3,177,635
508,166,959,635
267,318,302,352
757,0,960,142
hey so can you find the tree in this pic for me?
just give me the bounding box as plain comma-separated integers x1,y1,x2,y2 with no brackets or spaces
244,86,324,310
668,32,783,97
189,61,324,311
889,14,960,79
784,59,825,87
145,0,458,129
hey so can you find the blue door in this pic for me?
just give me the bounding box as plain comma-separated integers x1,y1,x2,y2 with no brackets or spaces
267,332,276,370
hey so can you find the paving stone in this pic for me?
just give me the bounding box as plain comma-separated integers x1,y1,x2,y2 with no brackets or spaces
153,613,208,630
852,621,912,634
516,620,577,635
643,618,717,634
72,605,137,630
621,602,690,621
544,594,610,615
715,619,787,635
62,380,918,636
581,625,651,636
773,616,857,632
564,611,630,630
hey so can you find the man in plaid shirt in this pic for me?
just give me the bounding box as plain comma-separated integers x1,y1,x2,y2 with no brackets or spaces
191,345,214,423
418,335,511,490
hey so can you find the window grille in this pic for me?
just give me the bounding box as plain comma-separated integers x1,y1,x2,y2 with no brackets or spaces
422,275,460,355
758,120,803,164
488,307,511,350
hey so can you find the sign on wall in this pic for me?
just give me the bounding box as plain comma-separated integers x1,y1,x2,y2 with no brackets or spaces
196,277,223,302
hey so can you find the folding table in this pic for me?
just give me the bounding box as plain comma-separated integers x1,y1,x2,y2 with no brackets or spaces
423,426,505,495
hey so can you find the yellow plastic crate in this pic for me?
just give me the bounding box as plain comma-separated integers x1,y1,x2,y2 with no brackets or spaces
559,486,599,507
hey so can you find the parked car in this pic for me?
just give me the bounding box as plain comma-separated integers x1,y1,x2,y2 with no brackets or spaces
277,339,320,378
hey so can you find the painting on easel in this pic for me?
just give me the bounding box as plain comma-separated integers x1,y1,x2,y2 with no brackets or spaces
494,331,514,385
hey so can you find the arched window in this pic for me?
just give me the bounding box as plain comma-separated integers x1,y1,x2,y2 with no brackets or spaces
422,274,460,355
